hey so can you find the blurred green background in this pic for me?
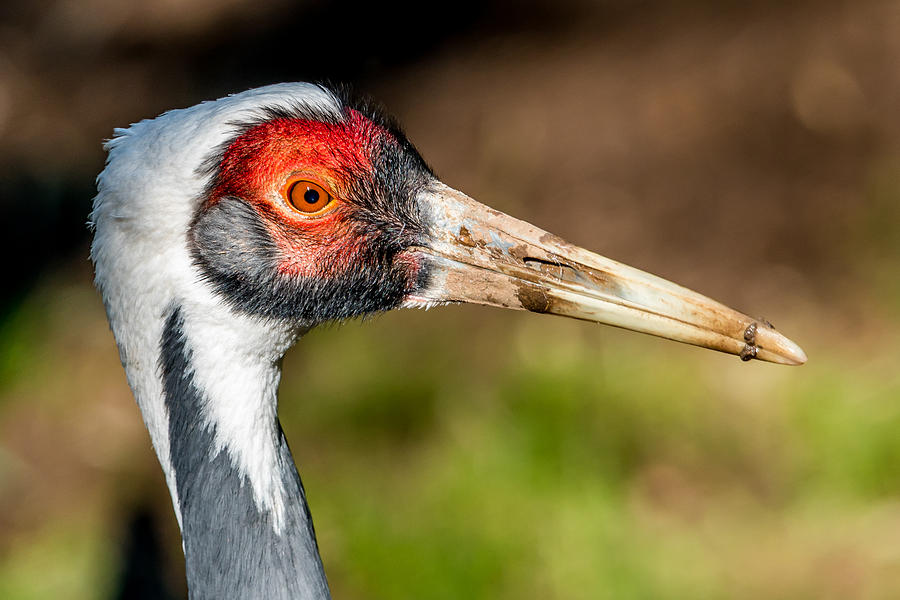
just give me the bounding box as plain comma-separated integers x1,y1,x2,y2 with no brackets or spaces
1,0,899,598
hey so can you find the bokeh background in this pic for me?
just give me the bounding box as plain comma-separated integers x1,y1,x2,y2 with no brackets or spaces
1,0,899,598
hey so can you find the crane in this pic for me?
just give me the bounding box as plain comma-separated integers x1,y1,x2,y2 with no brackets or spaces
89,83,806,599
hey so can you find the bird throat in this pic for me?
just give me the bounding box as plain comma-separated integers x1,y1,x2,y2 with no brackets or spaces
159,305,331,599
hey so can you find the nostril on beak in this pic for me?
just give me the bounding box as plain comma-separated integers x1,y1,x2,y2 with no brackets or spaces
523,257,580,284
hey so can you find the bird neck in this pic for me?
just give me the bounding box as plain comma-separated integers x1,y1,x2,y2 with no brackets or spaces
157,304,331,600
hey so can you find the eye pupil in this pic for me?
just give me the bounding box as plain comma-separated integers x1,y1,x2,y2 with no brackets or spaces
303,188,320,204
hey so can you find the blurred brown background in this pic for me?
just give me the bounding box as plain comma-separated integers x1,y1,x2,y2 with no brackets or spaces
0,1,898,598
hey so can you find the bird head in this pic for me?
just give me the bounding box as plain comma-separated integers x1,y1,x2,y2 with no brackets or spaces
190,101,432,324
93,83,805,366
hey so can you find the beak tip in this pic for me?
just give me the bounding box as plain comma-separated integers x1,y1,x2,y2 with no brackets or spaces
757,327,808,366
788,344,808,366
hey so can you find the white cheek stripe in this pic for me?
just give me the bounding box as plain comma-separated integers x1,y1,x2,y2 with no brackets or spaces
179,300,300,532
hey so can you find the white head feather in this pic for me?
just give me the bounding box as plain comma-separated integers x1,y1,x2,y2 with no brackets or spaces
90,83,343,529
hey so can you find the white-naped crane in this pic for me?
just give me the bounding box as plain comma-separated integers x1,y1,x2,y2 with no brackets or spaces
90,83,806,599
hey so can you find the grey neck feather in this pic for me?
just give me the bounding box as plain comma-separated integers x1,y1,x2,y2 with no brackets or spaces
160,305,331,600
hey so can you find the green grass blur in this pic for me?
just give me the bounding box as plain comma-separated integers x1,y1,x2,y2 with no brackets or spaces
0,258,898,599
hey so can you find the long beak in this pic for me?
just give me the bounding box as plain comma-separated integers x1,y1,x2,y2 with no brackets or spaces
408,183,807,366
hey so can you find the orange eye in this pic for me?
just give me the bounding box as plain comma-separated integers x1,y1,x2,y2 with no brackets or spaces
286,179,335,215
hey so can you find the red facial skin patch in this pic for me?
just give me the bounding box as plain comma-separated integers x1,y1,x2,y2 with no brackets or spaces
208,110,418,281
